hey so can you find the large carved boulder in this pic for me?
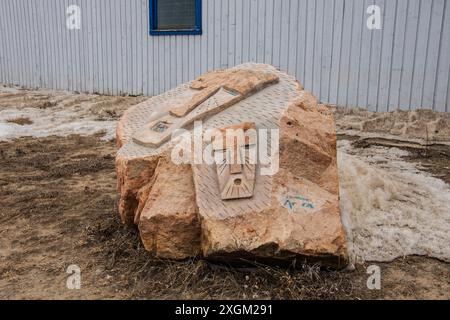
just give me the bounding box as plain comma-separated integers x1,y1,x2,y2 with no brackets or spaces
116,63,348,268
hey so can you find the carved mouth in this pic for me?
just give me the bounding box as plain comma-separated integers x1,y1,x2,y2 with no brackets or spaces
233,178,242,186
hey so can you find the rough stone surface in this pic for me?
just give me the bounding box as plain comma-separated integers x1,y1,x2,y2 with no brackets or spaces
194,92,347,267
115,63,348,267
138,155,201,259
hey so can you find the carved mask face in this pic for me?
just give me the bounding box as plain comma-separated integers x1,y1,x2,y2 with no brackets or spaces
212,123,257,200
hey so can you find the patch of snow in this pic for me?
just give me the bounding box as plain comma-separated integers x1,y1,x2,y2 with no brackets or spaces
0,107,116,141
338,140,450,263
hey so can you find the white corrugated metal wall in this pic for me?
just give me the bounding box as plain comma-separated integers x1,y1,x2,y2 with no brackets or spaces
0,0,449,112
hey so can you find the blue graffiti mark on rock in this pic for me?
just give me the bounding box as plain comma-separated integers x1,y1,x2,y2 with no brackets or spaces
284,199,295,210
302,202,314,209
282,194,315,211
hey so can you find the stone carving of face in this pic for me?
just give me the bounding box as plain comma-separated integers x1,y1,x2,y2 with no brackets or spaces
212,123,257,200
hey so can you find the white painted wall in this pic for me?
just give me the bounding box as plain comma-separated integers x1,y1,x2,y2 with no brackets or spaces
0,0,449,112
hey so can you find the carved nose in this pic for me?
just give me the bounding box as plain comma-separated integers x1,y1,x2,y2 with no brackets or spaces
230,163,242,174
230,140,242,174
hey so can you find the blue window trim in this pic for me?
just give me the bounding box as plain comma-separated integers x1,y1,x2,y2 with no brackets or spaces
149,0,202,36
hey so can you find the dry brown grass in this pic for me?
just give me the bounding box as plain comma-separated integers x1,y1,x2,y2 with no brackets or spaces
6,117,33,125
0,134,448,300
92,214,360,300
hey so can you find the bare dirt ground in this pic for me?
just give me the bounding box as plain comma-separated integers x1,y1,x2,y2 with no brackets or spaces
0,86,449,300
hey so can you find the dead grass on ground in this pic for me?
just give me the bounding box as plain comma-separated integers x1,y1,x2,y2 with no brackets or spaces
0,135,448,300
6,117,33,125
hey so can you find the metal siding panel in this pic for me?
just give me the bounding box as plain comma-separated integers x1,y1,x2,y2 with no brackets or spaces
55,0,63,90
87,0,95,93
157,35,163,92
0,1,6,83
176,36,183,85
141,0,147,94
90,0,97,92
79,0,87,92
213,0,221,69
296,0,308,86
180,37,187,85
264,0,274,65
153,33,160,94
288,0,298,75
2,0,13,83
249,0,258,62
133,0,146,95
220,0,229,68
188,34,194,81
9,0,17,84
388,0,408,110
399,0,420,109
99,0,106,93
78,0,85,91
313,0,325,98
76,0,83,92
16,0,26,86
377,0,397,112
201,0,209,73
60,0,71,92
320,0,334,103
123,0,130,94
37,0,46,88
195,35,201,78
279,0,290,72
164,37,170,91
50,0,60,91
127,1,134,94
434,0,450,112
73,0,81,92
18,0,29,86
234,0,243,65
109,0,117,94
114,0,121,94
329,0,344,104
304,0,316,90
29,0,38,87
148,27,155,95
35,0,43,88
357,0,372,107
271,0,281,69
97,0,105,93
228,0,236,67
423,0,446,110
130,0,136,94
31,0,39,87
97,0,104,93
445,71,450,112
347,0,364,108
256,0,266,63
15,0,25,85
367,0,384,111
207,0,214,71
133,1,140,93
146,0,154,95
411,0,433,109
55,0,65,90
48,0,56,89
337,0,353,106
170,36,177,88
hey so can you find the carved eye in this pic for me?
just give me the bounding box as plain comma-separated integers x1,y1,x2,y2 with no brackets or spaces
152,121,171,133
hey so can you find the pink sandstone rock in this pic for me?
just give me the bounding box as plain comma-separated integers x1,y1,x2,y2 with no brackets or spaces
115,63,348,267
